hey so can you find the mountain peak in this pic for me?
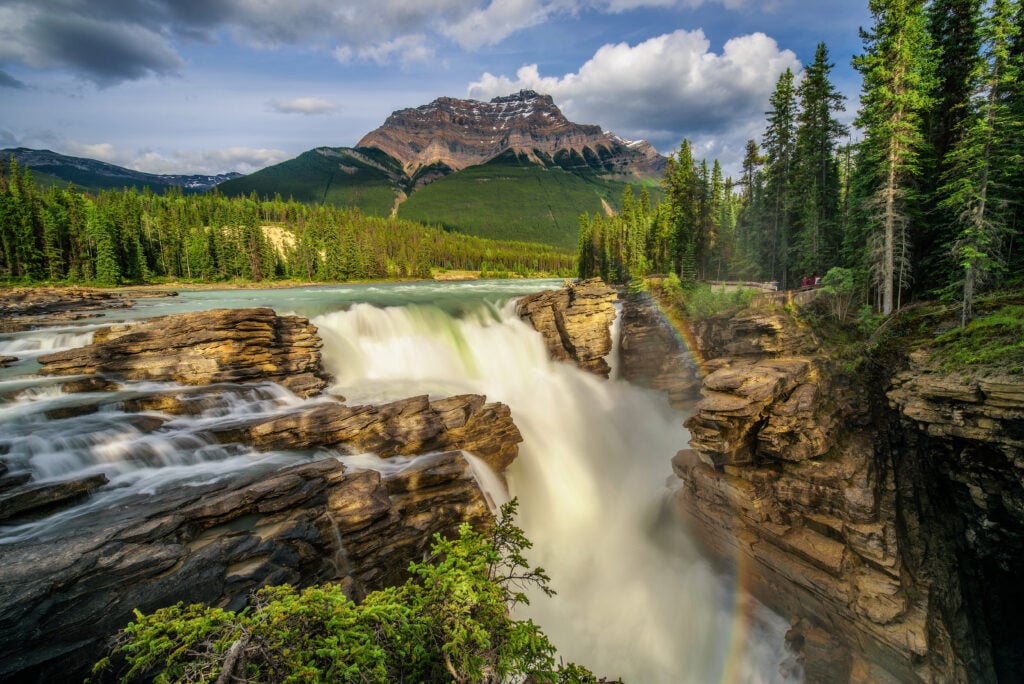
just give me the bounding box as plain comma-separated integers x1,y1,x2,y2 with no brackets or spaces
357,92,664,181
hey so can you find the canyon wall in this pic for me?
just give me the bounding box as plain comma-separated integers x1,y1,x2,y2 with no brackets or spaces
617,292,1023,683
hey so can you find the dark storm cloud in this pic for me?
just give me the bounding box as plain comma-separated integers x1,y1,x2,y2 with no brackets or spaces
24,14,184,86
0,70,27,89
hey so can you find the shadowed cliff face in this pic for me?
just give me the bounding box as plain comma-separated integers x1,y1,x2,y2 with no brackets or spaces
619,294,1024,684
357,90,665,181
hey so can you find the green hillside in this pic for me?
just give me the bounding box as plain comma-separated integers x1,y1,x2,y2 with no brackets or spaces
397,154,629,249
217,147,402,216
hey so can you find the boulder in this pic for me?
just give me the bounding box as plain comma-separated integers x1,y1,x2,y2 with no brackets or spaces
37,308,329,397
515,278,617,376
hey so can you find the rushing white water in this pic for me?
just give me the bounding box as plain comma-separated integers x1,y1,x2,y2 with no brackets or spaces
313,300,798,683
0,281,797,680
0,328,95,358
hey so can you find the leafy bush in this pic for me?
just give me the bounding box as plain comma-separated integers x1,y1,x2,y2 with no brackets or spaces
92,500,598,684
818,267,855,321
681,283,754,319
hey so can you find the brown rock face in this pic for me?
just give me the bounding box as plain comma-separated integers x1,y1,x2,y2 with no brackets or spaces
618,292,702,409
515,278,617,377
887,361,1024,681
37,307,329,397
671,304,960,683
0,451,492,682
210,393,522,475
358,90,665,181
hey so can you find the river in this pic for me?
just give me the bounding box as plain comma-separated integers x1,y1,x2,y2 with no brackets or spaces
0,280,797,683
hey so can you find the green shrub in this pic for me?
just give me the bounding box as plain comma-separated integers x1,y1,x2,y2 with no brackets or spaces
681,283,753,320
930,304,1024,373
92,500,598,684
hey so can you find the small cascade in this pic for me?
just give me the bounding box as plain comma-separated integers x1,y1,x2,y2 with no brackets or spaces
0,329,95,359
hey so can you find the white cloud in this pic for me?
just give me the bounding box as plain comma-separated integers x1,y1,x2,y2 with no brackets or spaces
444,0,577,50
270,97,338,115
468,29,800,175
334,34,435,66
64,141,290,175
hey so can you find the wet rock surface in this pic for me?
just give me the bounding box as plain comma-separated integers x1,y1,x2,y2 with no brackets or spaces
0,474,109,522
0,287,177,331
618,291,701,409
210,393,522,475
0,451,491,682
0,301,527,682
37,307,329,397
515,278,617,377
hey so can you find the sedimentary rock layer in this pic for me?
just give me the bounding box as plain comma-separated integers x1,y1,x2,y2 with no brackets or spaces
37,307,328,397
672,305,954,682
515,278,617,377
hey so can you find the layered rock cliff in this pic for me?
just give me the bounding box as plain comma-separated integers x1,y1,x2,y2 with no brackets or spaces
358,90,665,181
514,278,617,377
37,307,329,397
0,451,493,681
1,306,525,682
662,297,1024,683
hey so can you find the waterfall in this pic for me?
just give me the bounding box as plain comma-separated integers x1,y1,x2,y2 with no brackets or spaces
313,300,798,683
0,282,797,680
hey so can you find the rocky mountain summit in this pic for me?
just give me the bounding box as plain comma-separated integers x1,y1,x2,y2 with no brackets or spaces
357,90,665,183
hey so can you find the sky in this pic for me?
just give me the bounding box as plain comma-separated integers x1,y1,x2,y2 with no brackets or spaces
0,0,873,179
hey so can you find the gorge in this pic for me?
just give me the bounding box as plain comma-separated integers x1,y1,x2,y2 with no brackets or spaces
0,280,1020,683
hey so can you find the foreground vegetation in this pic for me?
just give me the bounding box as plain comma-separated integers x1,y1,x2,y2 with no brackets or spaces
0,161,575,287
92,500,599,684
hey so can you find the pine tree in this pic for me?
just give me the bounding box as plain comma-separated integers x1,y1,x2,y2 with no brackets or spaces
853,0,934,314
939,0,1021,325
662,140,699,277
918,0,985,290
793,43,848,279
763,69,799,287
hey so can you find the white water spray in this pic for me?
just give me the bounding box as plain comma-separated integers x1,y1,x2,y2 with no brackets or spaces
313,301,797,683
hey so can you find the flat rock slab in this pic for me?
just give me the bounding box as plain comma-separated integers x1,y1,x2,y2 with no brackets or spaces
37,307,329,397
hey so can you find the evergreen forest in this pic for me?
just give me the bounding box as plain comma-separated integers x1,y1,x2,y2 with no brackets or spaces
578,0,1024,324
0,167,575,287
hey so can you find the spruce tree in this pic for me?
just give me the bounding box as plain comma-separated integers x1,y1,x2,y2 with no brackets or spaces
919,0,985,290
763,68,799,287
793,43,848,279
853,0,934,314
662,140,699,277
938,0,1021,325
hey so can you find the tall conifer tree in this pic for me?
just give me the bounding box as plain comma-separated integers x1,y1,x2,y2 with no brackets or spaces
853,0,934,314
939,0,1021,324
793,43,848,278
763,68,798,287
